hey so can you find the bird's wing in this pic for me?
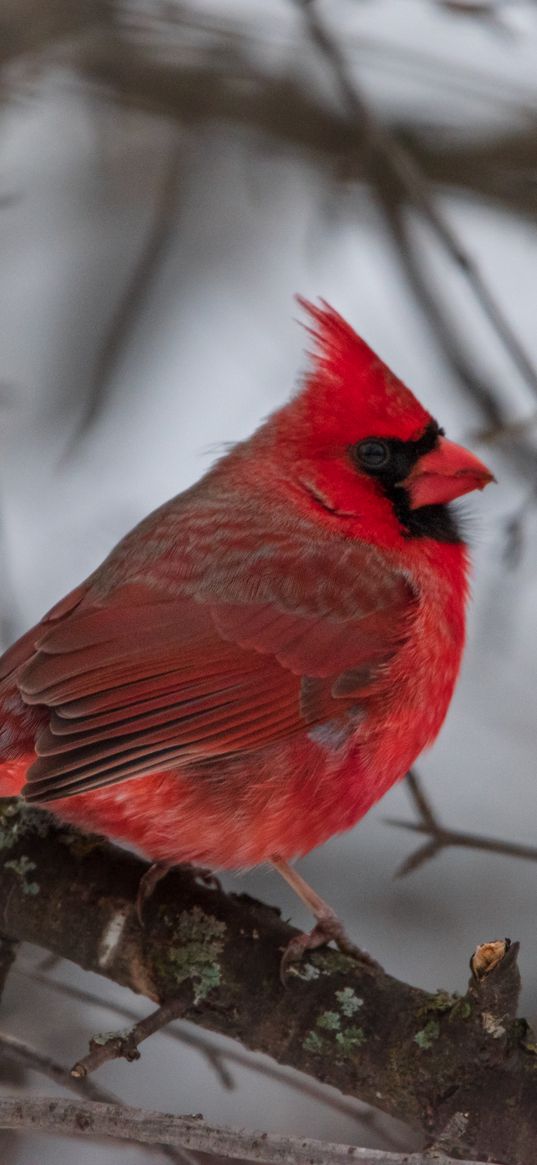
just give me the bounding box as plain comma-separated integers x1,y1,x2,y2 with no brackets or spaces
18,534,416,802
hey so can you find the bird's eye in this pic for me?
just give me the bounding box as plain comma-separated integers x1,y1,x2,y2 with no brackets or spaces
355,439,391,470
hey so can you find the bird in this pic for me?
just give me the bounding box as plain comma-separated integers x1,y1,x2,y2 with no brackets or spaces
0,300,494,972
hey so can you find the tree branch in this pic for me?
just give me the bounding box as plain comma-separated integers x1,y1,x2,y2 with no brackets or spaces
4,2,537,219
21,968,400,1134
25,14,536,223
0,1030,124,1101
71,996,188,1079
0,1031,191,1164
0,799,536,1163
0,1095,500,1165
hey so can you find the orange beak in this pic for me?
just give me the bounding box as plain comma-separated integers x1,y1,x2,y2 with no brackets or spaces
404,436,496,510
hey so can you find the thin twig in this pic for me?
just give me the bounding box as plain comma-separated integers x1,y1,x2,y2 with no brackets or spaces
405,771,437,832
71,996,187,1080
0,1030,125,1101
66,10,537,224
388,771,537,877
391,819,537,877
295,0,537,402
0,1096,497,1165
20,968,387,1130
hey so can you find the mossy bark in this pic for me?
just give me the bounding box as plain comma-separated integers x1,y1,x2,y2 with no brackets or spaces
0,799,536,1163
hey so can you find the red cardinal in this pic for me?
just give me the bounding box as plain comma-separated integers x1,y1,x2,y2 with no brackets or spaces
0,302,493,967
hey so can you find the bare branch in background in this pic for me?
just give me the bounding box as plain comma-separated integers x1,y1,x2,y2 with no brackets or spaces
0,1030,114,1098
68,136,184,444
434,0,514,38
388,771,537,876
0,0,104,72
502,482,537,566
375,193,507,429
294,0,537,407
0,937,17,1001
0,1095,504,1165
3,2,537,214
436,0,498,10
0,1031,190,1165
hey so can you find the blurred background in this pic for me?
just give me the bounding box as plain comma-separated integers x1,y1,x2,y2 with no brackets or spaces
1,0,537,1159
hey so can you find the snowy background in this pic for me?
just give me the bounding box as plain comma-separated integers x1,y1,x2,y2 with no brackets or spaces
1,0,537,1159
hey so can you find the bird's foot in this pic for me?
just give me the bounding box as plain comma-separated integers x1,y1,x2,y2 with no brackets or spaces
272,856,380,984
280,908,380,984
136,862,221,924
190,865,221,891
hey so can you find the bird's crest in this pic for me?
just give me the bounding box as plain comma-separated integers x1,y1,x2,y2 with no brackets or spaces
295,297,431,441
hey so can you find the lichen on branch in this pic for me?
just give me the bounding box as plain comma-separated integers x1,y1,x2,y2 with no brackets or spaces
0,798,535,1164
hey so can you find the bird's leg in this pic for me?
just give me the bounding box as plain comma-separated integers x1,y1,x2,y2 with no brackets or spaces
272,857,379,982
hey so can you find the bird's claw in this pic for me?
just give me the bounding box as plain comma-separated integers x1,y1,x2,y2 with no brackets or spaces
135,862,169,925
280,913,380,985
191,865,222,891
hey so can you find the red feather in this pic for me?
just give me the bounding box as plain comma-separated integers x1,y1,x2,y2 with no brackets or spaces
0,302,490,870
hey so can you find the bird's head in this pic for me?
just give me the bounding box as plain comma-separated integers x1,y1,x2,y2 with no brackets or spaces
263,300,494,546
